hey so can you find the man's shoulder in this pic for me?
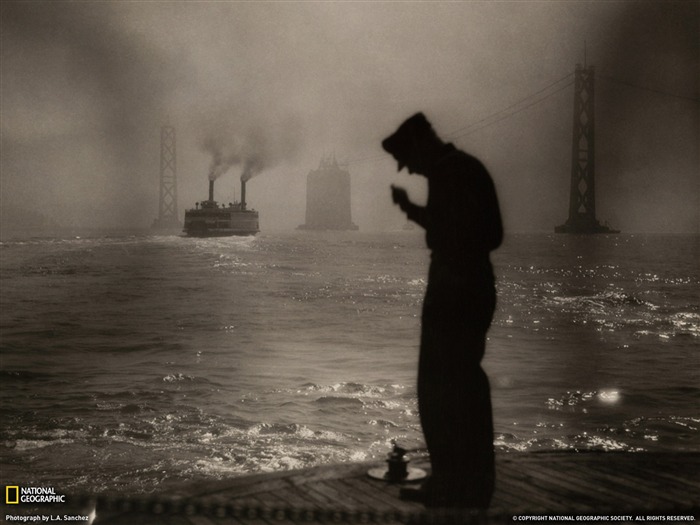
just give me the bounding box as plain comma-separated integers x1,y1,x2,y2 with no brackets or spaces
436,145,489,178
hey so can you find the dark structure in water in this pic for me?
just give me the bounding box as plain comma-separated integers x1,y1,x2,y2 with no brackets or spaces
556,64,619,234
152,125,182,230
183,178,259,237
298,156,358,231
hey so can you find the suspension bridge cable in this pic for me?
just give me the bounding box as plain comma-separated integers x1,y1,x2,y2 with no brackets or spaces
346,152,393,166
444,71,575,138
449,79,574,139
347,73,576,167
598,73,699,103
347,70,695,168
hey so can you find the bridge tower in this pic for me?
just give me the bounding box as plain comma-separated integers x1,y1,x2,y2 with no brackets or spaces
152,125,181,230
555,64,618,234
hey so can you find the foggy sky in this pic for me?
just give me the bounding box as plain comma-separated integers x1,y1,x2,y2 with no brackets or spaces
1,1,698,234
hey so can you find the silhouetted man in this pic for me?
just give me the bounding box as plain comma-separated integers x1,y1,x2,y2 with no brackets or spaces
382,113,502,508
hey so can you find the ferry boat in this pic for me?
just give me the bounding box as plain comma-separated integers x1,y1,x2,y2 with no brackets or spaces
183,178,259,237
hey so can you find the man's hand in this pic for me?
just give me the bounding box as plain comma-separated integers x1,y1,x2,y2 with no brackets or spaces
391,185,410,211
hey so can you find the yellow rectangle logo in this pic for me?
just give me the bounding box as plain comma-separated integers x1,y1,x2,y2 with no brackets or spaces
6,486,19,504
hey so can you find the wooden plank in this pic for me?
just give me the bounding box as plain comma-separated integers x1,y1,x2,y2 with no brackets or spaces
272,483,325,510
499,464,575,511
520,456,599,497
554,456,673,507
304,482,356,511
503,462,600,511
572,457,690,507
193,477,292,500
491,486,533,511
88,452,700,524
338,477,407,512
620,458,700,492
587,466,688,506
529,458,646,507
323,478,378,508
245,490,286,508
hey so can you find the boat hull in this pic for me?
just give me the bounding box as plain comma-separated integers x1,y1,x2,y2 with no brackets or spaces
183,209,259,237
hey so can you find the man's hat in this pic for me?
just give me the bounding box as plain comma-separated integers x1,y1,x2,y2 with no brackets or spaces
382,112,434,171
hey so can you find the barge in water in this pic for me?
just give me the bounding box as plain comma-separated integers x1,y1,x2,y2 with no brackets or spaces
183,178,259,237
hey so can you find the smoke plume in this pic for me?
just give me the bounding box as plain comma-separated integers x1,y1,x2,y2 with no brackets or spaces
242,156,263,182
196,103,303,185
201,134,243,181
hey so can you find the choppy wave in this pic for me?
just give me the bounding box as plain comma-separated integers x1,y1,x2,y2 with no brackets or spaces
667,312,700,337
543,389,651,412
495,413,700,453
293,381,402,397
550,290,656,309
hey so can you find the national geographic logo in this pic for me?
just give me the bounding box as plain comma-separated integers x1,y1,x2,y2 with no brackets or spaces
5,486,66,504
6,486,19,504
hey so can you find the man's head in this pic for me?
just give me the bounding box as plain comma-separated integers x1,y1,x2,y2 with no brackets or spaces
382,112,441,175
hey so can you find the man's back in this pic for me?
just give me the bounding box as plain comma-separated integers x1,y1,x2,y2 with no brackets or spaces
424,144,503,267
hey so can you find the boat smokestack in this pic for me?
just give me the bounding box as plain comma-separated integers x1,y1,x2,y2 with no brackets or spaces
209,179,214,202
241,179,247,211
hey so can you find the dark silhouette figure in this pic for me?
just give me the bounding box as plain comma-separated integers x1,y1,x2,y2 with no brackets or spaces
382,113,503,508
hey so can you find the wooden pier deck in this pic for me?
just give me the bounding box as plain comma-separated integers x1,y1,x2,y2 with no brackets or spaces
79,452,699,524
